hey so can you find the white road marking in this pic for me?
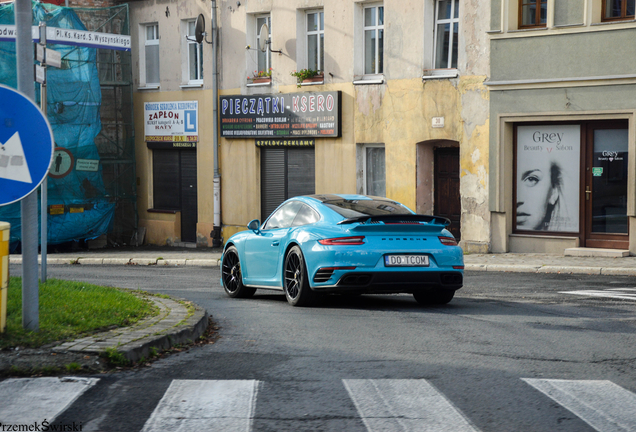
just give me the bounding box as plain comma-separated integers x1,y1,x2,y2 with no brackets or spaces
343,379,480,432
523,379,636,432
0,377,99,424
140,380,260,432
559,290,636,301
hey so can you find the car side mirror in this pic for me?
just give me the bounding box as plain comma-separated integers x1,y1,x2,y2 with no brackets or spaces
247,219,261,232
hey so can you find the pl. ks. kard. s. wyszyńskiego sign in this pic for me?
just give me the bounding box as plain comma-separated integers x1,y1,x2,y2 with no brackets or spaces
0,85,54,205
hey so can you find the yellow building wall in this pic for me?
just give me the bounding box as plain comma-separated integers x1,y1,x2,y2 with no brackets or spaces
134,91,216,246
219,77,490,252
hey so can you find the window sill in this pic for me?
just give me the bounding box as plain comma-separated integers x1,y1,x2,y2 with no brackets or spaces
147,208,179,214
246,82,272,87
180,83,203,89
138,85,160,90
353,76,384,85
422,69,458,80
592,18,636,26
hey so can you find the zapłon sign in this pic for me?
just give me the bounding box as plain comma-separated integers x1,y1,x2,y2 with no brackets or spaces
220,91,341,138
144,101,198,143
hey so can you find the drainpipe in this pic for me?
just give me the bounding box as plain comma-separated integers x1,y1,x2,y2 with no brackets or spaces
211,0,222,247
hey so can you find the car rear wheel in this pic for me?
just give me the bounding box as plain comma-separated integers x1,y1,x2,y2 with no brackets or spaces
222,246,256,298
413,289,455,305
284,246,316,306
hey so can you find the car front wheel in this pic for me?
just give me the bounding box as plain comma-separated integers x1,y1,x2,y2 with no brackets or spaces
221,246,256,298
413,289,455,305
284,246,317,307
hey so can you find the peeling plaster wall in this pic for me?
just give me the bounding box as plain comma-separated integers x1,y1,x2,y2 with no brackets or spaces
215,0,490,250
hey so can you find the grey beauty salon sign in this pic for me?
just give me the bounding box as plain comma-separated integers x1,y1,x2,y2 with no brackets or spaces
220,91,341,138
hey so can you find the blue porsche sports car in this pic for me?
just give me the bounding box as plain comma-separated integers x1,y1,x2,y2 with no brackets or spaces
221,194,464,306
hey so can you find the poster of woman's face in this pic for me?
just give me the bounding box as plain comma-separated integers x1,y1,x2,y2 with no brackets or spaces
516,125,580,232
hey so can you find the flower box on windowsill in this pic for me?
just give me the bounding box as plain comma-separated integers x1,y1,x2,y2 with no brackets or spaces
301,74,324,86
247,77,271,86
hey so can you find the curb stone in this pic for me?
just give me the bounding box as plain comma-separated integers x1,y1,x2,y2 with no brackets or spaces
52,294,209,363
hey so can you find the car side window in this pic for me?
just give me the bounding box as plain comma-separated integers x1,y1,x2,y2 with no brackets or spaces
263,201,302,230
292,204,320,227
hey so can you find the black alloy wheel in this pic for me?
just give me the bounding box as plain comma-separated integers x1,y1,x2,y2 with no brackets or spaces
284,246,316,306
221,246,256,298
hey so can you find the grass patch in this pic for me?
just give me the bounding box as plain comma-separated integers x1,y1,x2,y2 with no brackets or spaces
0,278,157,349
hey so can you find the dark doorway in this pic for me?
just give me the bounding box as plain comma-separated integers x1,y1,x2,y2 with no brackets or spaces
151,148,198,243
434,147,461,240
180,150,198,242
584,121,629,249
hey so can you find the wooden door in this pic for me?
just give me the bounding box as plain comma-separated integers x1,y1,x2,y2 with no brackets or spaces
584,122,629,249
434,147,461,240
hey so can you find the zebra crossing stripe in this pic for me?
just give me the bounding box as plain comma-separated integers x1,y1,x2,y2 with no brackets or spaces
0,377,99,425
140,379,260,432
523,379,636,432
559,290,636,301
343,379,480,432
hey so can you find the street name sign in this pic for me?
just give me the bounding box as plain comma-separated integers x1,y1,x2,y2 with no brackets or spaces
0,25,131,51
0,85,54,205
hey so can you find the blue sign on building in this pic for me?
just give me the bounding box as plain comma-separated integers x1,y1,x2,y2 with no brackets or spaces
0,85,54,206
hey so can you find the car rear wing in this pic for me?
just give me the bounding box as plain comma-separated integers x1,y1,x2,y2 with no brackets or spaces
337,214,451,227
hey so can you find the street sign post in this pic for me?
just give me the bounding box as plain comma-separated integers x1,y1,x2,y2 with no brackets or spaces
0,85,54,205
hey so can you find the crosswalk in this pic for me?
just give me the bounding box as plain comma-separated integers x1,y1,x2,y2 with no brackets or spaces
0,377,635,432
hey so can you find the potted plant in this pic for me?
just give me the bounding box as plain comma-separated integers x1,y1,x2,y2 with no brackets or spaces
290,68,323,87
248,68,272,84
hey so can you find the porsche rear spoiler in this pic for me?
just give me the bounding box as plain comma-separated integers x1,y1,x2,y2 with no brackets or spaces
337,214,450,227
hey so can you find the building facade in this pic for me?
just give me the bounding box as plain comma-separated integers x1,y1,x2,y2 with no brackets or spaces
488,0,636,254
126,0,490,250
218,0,491,252
128,0,215,246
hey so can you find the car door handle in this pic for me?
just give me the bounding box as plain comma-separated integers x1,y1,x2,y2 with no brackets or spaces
271,241,280,246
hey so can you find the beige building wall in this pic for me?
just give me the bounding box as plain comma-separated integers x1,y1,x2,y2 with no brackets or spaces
218,0,491,252
130,0,216,246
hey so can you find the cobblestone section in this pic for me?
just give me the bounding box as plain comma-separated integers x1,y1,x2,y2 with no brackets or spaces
52,295,208,363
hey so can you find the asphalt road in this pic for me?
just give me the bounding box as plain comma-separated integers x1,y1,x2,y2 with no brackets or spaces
4,264,636,432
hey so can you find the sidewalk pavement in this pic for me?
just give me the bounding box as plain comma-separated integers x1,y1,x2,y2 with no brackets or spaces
7,247,635,366
8,247,636,276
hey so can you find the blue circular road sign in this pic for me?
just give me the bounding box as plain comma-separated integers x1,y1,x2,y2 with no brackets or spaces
0,85,54,206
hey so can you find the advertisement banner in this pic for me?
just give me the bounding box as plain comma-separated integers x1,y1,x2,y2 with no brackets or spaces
144,101,198,143
220,91,340,138
516,125,580,232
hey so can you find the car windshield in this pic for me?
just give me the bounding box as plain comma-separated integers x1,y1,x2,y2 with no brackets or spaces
323,198,412,219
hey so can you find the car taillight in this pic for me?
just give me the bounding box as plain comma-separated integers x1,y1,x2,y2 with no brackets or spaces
318,236,365,245
438,236,458,246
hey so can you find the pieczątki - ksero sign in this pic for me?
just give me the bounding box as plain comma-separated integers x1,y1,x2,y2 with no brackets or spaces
144,101,198,143
220,91,341,138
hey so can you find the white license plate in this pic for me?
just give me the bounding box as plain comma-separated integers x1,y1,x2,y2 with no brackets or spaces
384,255,429,267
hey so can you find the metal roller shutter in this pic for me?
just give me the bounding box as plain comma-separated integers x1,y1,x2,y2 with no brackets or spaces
261,148,315,221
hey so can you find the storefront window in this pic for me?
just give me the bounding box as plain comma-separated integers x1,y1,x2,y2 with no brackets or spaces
515,125,580,232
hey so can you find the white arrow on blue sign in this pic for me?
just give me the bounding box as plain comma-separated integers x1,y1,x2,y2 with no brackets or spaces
0,85,54,206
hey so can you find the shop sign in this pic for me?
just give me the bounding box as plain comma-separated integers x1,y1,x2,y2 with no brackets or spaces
144,101,198,143
76,159,99,172
147,142,197,149
256,139,315,147
220,91,341,138
516,125,580,233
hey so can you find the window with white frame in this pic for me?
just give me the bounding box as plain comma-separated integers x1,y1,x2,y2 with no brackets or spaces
434,0,459,69
144,23,160,85
256,15,271,75
358,144,386,197
307,10,324,71
186,20,203,83
364,4,384,75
